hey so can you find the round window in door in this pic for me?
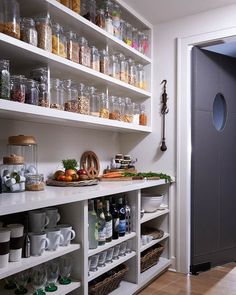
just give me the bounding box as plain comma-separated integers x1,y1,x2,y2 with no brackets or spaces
213,93,227,131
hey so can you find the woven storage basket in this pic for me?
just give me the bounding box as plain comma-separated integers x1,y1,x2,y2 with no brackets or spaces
89,264,128,295
141,244,164,273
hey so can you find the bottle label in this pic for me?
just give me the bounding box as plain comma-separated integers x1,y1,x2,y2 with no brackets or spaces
106,220,112,239
98,226,106,242
113,217,119,232
119,219,126,234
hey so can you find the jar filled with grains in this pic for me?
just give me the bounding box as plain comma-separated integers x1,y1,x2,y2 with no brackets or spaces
66,31,80,63
25,79,39,105
52,23,67,58
0,59,10,100
3,0,20,39
90,46,100,71
72,0,81,14
38,83,49,107
36,16,52,52
20,17,38,47
100,49,109,75
10,75,26,103
124,97,133,123
50,78,64,110
79,37,91,67
60,0,71,8
117,53,128,83
64,79,78,113
128,58,137,86
109,96,120,120
99,92,109,119
109,55,120,80
78,83,90,115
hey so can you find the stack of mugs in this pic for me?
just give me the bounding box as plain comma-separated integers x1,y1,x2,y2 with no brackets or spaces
28,207,76,256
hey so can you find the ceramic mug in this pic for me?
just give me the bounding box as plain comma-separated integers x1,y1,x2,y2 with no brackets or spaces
0,228,11,268
29,232,49,256
58,224,75,246
46,229,64,251
45,207,61,229
29,210,49,232
7,224,24,262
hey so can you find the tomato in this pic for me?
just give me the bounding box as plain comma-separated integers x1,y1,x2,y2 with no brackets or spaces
65,175,73,182
65,169,77,176
57,175,66,181
54,170,65,179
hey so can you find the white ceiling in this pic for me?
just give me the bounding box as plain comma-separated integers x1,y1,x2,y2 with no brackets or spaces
125,0,236,24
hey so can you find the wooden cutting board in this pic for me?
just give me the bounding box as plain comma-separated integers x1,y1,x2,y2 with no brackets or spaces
99,177,133,182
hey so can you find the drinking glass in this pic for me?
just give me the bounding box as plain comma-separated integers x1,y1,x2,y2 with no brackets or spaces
112,244,120,260
59,255,72,285
106,247,114,263
45,261,59,292
119,241,127,256
32,265,47,295
14,271,29,295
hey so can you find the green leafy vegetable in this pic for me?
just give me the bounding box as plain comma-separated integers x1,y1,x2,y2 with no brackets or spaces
62,159,78,170
123,171,172,183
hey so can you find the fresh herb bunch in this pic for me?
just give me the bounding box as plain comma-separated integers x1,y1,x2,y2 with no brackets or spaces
123,171,172,183
62,159,78,170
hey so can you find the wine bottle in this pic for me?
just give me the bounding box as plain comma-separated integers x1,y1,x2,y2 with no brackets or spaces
111,201,119,239
125,197,131,234
105,200,113,242
97,200,106,245
88,200,98,249
118,197,126,237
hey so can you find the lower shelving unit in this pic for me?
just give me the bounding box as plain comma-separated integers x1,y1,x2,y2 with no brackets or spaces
109,281,138,295
140,233,169,252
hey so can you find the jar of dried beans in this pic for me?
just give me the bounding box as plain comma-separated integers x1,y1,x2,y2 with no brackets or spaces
66,31,79,63
20,18,38,47
25,79,39,105
50,78,64,110
36,16,52,52
99,92,109,119
79,37,91,67
10,75,26,103
117,53,128,83
109,55,120,80
90,46,100,71
63,79,78,113
100,49,109,75
78,83,90,115
3,0,20,39
52,23,67,58
0,59,10,100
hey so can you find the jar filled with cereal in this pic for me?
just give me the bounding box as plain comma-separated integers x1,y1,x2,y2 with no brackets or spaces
128,58,137,86
78,83,90,115
20,17,38,47
64,79,78,113
50,78,64,110
100,49,109,75
124,97,133,123
66,30,79,63
79,37,91,67
3,0,20,39
36,16,52,52
25,79,39,105
109,55,120,80
10,75,26,103
117,53,128,83
109,96,120,120
90,46,100,72
137,64,147,90
0,59,10,100
52,23,67,58
99,92,109,119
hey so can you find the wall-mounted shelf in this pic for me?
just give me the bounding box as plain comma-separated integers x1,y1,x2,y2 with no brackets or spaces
140,233,169,252
140,209,170,224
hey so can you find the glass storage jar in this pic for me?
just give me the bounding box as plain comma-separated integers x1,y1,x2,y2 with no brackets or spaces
100,49,109,75
0,59,10,100
66,31,79,63
118,97,125,121
31,66,48,85
25,174,44,191
117,53,128,83
123,97,133,123
63,79,78,113
10,75,26,103
25,79,39,105
79,37,91,67
137,64,147,90
112,4,121,39
35,16,52,52
83,0,96,23
72,0,81,14
38,83,49,107
139,33,149,55
139,104,147,126
50,78,64,110
109,96,120,120
99,92,109,119
3,0,20,39
133,102,140,124
120,19,126,42
125,23,132,46
104,1,114,35
109,55,120,79
96,9,105,28
90,46,100,71
52,23,67,58
128,58,137,86
132,27,138,50
78,83,90,114
20,17,38,46
89,86,100,117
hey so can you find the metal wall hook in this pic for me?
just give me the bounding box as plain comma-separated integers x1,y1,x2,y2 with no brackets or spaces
160,79,169,152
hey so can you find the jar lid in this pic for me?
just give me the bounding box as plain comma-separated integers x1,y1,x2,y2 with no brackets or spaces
8,135,37,146
3,154,24,165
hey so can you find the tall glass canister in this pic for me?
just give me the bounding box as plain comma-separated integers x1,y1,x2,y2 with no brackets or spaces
3,0,20,39
50,78,64,110
0,59,10,100
35,16,52,52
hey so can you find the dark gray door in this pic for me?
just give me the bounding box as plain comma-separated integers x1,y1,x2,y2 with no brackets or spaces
191,47,236,272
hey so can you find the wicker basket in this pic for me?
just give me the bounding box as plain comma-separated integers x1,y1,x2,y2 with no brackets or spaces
89,264,129,295
141,244,164,273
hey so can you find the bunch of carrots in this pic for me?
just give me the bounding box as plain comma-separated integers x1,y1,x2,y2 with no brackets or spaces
102,171,124,178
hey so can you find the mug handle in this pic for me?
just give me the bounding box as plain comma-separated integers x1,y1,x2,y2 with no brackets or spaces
40,238,50,250
44,216,50,227
45,237,50,249
59,233,64,245
57,212,61,223
70,229,76,241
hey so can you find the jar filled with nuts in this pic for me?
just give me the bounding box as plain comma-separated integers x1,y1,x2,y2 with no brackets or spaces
137,64,147,90
117,53,128,83
124,97,134,123
3,0,20,39
109,96,120,120
50,78,64,110
66,30,79,63
25,79,39,105
99,92,109,119
20,17,38,47
109,55,120,80
78,83,90,115
35,16,52,52
63,79,78,113
100,49,109,75
10,75,26,103
38,83,49,107
89,86,100,117
128,58,137,86
79,37,91,67
0,59,10,100
52,23,67,58
90,46,100,72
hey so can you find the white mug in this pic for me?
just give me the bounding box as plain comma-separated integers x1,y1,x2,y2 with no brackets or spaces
29,210,49,232
0,228,11,268
7,224,24,262
29,232,49,256
45,207,60,229
58,224,76,246
46,229,64,251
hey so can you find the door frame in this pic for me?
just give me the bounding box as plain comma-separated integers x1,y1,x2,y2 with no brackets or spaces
176,26,236,273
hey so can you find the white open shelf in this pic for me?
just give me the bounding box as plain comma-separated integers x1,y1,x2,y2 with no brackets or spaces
88,251,136,282
0,244,80,279
109,281,138,295
140,233,169,252
88,232,136,257
140,209,170,224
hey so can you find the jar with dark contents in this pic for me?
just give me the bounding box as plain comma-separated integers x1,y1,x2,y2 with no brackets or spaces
50,78,64,110
10,75,26,103
20,18,38,47
3,0,20,39
63,79,78,113
90,46,100,72
25,79,39,105
83,0,96,23
100,49,109,75
66,31,79,63
79,37,91,67
96,9,105,29
31,67,48,85
78,83,90,115
35,16,52,52
0,59,10,100
38,83,49,107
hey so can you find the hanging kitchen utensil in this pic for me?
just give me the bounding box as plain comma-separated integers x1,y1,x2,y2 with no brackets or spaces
160,80,169,151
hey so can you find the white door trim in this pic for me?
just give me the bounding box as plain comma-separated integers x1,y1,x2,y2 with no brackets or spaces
176,26,236,273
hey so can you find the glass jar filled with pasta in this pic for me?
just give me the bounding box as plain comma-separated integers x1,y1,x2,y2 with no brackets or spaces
66,30,79,63
36,16,52,52
52,23,67,58
3,0,20,39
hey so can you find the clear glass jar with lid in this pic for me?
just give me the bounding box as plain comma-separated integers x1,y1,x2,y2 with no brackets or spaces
0,59,10,100
20,17,38,46
38,83,49,107
91,46,100,72
35,16,52,52
66,31,80,63
100,49,109,75
109,55,120,80
52,23,67,58
96,9,105,29
50,78,64,110
104,0,114,35
63,79,78,113
83,0,96,23
3,0,20,39
99,92,109,119
124,97,133,123
31,66,48,85
10,75,26,103
109,96,120,120
112,4,121,39
133,103,140,124
118,97,125,121
128,58,137,86
120,19,126,42
117,53,128,83
139,33,149,55
25,79,39,105
78,83,90,115
139,104,147,126
132,27,138,50
137,64,147,90
79,37,91,67
125,23,132,46
89,86,100,117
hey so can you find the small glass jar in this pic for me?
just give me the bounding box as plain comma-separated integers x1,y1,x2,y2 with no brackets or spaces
36,16,52,52
83,0,96,23
10,75,26,103
128,58,137,86
125,23,132,46
25,174,44,191
66,31,80,63
25,79,39,105
79,37,91,67
50,78,64,110
132,27,138,50
139,33,149,55
31,67,48,85
109,96,120,120
117,53,128,83
100,49,109,75
38,83,49,107
109,55,120,80
120,19,126,42
99,92,109,119
90,46,100,72
123,97,133,123
137,64,147,90
118,97,125,121
104,5,114,36
52,23,67,58
3,0,20,39
20,18,38,46
0,59,10,100
139,104,147,126
78,83,90,115
64,79,78,113
96,9,105,29
89,86,100,117
133,103,140,124
112,4,121,39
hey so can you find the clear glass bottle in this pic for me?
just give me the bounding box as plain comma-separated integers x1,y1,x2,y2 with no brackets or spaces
139,104,147,126
25,79,39,105
124,97,133,123
50,78,64,110
10,75,26,103
83,0,96,23
35,16,52,52
120,19,126,42
88,200,98,249
133,103,140,125
117,53,128,83
89,86,100,117
99,92,109,119
78,83,90,115
72,0,81,14
109,55,120,80
109,96,120,120
64,79,78,113
125,23,132,46
137,64,147,90
20,18,38,47
112,4,121,39
3,0,20,39
132,27,138,50
0,59,10,100
66,31,79,63
79,37,91,67
128,58,137,86
90,46,100,72
38,83,49,107
52,23,67,58
95,9,105,29
97,200,106,246
100,49,109,75
104,1,114,35
104,200,112,243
